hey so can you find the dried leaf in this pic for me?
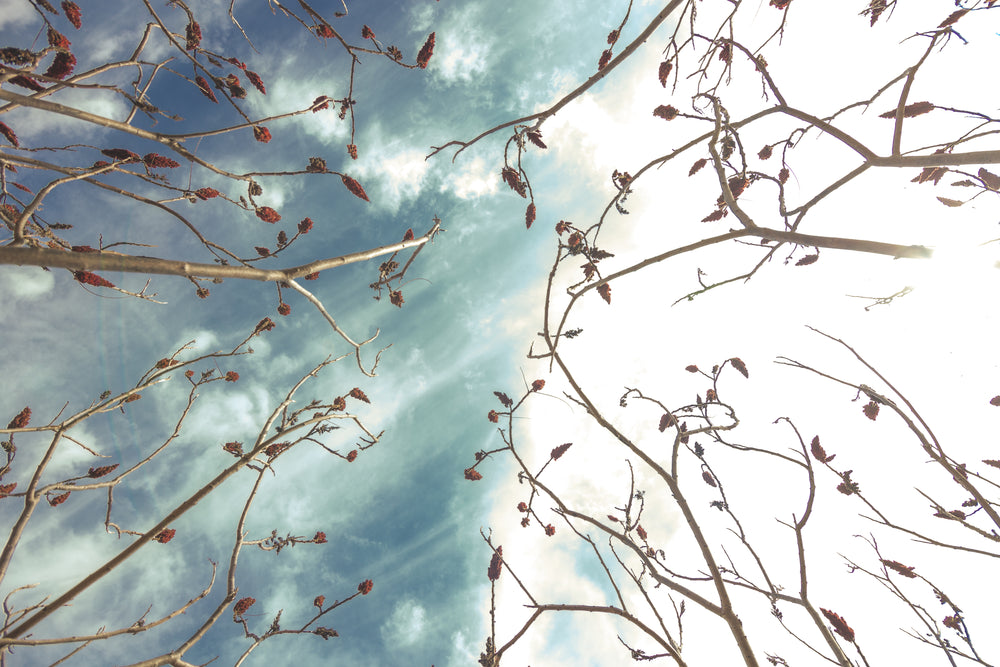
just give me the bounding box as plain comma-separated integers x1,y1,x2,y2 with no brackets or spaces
867,0,887,26
938,9,968,28
978,168,1000,191
653,105,679,121
810,436,827,461
912,167,947,185
881,559,917,578
658,60,673,87
597,283,611,304
551,443,572,460
526,131,547,149
863,401,879,421
689,158,707,176
658,412,677,432
936,197,964,207
878,101,934,119
796,254,819,266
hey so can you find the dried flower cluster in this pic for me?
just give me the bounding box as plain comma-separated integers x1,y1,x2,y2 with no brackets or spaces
256,207,281,223
73,271,115,288
62,1,82,29
195,76,218,103
0,122,18,148
233,597,255,618
7,407,31,430
416,33,435,69
820,608,855,643
341,174,370,202
87,464,119,478
254,317,276,335
45,51,76,79
154,528,176,543
488,546,503,582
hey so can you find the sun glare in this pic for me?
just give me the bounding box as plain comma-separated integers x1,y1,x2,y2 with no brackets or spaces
915,239,1000,306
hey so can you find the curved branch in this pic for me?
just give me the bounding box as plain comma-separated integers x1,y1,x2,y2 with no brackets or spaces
426,0,687,161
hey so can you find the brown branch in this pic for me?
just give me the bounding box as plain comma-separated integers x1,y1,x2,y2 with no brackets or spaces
426,0,687,161
0,218,441,281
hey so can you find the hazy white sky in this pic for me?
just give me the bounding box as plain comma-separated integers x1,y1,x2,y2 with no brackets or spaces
474,2,1000,665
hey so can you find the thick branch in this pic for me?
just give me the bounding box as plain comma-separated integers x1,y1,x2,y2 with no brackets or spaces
0,220,440,281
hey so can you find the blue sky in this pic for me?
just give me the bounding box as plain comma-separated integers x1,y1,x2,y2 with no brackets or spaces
0,1,650,664
2,1,1000,666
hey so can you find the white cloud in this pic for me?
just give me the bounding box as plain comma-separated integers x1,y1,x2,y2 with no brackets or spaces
170,329,220,356
446,630,479,667
367,148,430,212
516,67,579,109
37,422,103,480
418,3,492,85
442,156,497,200
435,39,489,83
380,597,427,647
0,265,55,299
6,86,129,144
469,284,538,342
0,2,33,30
244,61,351,145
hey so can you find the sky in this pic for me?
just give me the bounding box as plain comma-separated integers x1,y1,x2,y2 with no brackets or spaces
0,1,998,666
